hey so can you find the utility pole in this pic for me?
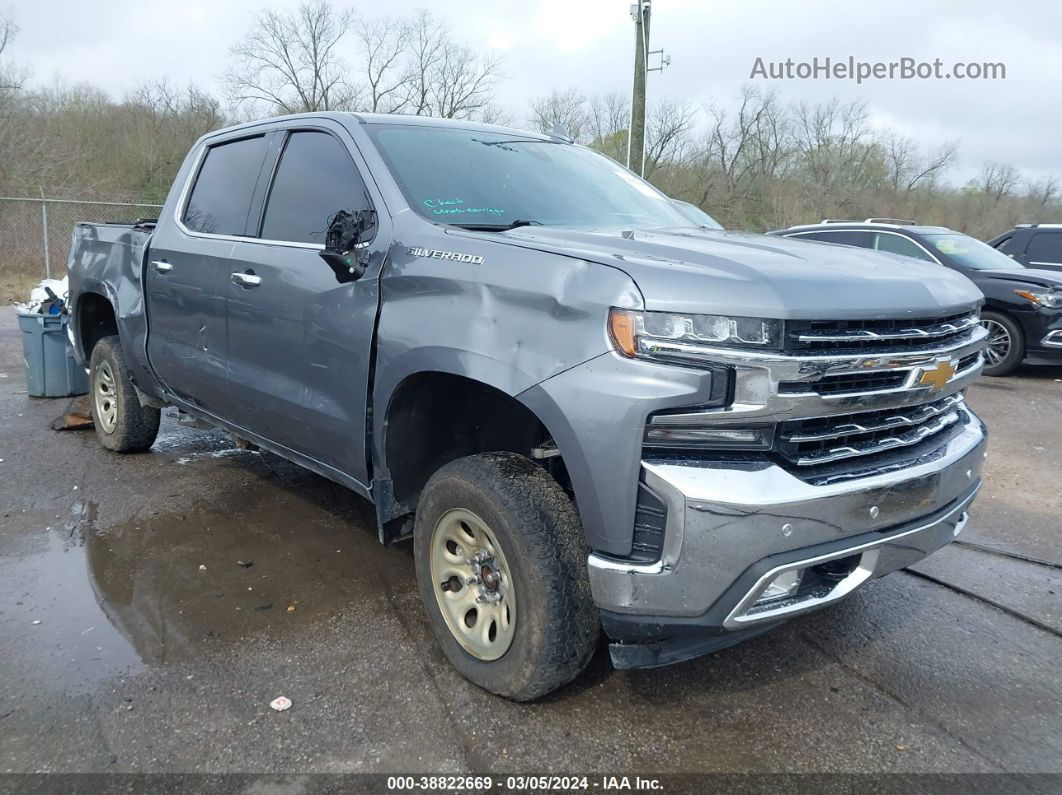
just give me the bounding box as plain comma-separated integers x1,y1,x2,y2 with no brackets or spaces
627,0,650,176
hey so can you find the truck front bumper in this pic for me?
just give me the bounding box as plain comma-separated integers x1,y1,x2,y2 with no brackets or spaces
588,410,987,669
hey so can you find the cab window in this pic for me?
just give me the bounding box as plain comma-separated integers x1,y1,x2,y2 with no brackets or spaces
873,233,936,262
183,135,269,236
260,131,371,245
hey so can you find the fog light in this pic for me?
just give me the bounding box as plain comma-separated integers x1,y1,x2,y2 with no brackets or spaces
755,569,803,604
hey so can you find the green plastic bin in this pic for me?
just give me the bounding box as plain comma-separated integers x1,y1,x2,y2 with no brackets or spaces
18,312,90,398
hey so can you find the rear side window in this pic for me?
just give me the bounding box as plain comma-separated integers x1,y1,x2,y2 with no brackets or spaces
260,131,370,244
1026,232,1062,264
873,233,936,262
183,136,268,236
792,230,874,247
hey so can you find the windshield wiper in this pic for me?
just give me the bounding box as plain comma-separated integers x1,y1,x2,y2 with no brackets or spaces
452,220,544,232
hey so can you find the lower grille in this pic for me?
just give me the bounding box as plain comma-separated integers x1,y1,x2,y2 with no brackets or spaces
776,394,964,467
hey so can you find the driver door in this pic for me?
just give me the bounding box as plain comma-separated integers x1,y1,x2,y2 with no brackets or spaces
223,127,384,488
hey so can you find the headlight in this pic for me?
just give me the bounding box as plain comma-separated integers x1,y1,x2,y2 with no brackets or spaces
1015,289,1062,309
609,308,783,363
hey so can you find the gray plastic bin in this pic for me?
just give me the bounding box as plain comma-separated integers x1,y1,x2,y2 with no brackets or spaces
18,312,90,398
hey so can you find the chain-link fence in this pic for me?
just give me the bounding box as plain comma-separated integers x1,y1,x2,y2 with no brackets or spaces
0,196,163,293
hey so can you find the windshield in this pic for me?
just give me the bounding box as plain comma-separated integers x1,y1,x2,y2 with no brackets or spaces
923,233,1024,270
365,124,692,229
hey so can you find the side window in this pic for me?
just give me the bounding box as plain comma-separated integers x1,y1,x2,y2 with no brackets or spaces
260,131,370,244
797,230,874,247
183,136,269,235
873,233,936,262
1026,232,1062,264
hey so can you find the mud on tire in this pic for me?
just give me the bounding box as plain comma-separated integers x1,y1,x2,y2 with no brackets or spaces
413,452,599,701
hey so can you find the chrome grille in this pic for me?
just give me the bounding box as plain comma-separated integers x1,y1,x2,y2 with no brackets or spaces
785,311,980,354
776,395,965,467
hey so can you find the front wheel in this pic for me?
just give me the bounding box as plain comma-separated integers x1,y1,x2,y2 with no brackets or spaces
89,336,161,452
980,311,1024,377
413,453,599,701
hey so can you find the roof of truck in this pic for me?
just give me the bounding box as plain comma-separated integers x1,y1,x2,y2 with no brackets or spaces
201,111,554,144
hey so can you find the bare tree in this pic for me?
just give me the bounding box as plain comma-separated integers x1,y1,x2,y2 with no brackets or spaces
588,92,630,141
883,134,958,193
402,10,447,116
0,10,22,92
644,99,697,177
428,44,504,119
352,14,410,113
223,0,357,115
1026,175,1060,208
529,88,588,141
977,162,1021,203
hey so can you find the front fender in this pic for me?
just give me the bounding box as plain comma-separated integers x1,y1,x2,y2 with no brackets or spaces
518,352,717,556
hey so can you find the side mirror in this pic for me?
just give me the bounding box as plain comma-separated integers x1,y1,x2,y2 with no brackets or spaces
320,209,377,283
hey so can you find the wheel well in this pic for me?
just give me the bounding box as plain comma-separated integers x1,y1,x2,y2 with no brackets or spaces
79,293,118,358
383,372,561,517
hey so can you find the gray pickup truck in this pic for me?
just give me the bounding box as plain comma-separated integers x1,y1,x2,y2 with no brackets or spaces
67,113,988,700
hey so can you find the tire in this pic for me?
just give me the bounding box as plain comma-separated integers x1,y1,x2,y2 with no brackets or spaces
89,335,161,452
413,452,599,701
980,311,1024,377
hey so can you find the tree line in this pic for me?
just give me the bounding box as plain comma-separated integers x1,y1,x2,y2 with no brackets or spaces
0,1,1058,239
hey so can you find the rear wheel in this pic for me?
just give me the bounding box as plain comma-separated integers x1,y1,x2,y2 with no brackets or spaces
89,336,161,452
980,311,1024,377
413,452,598,701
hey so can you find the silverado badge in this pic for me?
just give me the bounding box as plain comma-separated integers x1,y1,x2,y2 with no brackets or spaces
408,247,484,265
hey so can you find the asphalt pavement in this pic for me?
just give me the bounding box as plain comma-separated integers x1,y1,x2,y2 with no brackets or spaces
1,306,1060,777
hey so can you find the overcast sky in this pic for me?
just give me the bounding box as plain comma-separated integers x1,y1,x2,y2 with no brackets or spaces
8,0,1062,184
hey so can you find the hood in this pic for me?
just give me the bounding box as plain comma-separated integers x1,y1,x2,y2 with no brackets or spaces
473,227,982,320
974,268,1062,290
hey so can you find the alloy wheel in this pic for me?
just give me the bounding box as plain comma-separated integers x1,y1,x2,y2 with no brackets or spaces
981,318,1012,368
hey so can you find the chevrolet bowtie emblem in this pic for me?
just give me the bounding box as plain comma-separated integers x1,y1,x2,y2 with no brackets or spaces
917,359,957,391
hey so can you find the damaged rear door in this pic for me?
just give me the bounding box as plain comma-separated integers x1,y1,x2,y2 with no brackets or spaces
223,124,384,490
145,133,274,413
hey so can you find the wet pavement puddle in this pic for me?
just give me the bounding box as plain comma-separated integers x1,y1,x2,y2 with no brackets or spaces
1,453,413,695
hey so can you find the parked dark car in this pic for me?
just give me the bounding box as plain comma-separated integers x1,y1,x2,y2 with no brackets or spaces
769,219,1062,376
987,224,1062,272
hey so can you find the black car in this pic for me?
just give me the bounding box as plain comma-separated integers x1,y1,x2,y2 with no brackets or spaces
987,224,1062,272
768,219,1062,376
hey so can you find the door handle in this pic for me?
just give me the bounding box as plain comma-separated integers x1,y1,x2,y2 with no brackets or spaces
151,260,173,273
231,271,262,288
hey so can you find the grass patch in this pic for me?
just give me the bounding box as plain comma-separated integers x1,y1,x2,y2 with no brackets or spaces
1,273,51,305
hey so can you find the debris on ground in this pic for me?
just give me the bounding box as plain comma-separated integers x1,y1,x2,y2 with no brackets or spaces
269,696,292,712
286,605,296,613
237,560,254,568
51,395,94,431
198,564,207,572
31,620,41,625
